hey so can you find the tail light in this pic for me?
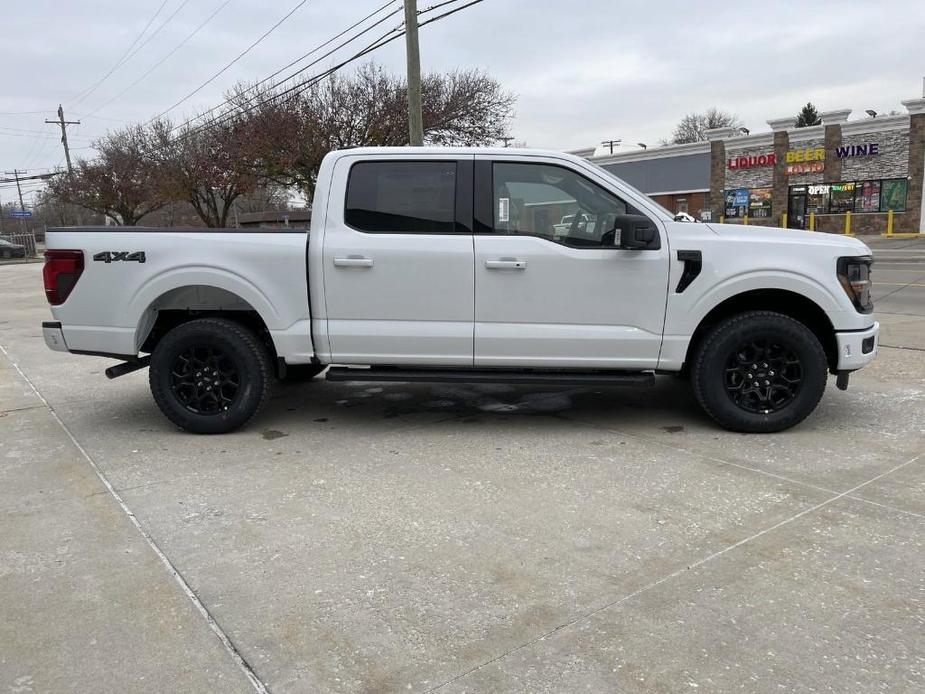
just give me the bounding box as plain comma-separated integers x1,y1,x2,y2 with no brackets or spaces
837,256,873,314
43,250,84,305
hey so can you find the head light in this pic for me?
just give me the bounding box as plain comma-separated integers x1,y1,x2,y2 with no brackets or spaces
837,256,873,314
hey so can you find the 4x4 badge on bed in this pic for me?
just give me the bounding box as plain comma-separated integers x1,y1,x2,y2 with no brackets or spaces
93,251,146,263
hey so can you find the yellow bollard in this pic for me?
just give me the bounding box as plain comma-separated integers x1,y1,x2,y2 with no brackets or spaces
809,212,815,231
719,215,725,224
781,212,787,229
886,209,894,236
844,211,852,235
743,215,749,226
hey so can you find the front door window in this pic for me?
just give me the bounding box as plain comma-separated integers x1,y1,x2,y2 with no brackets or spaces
492,162,634,248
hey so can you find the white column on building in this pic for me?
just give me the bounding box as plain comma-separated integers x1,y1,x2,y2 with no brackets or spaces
905,97,925,233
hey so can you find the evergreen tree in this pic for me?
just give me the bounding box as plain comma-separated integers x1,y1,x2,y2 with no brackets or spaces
795,102,822,127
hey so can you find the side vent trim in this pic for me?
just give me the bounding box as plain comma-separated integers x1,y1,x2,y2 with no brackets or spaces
676,250,702,293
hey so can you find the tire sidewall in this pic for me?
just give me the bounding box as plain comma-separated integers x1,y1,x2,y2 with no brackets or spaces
150,321,267,434
694,314,827,433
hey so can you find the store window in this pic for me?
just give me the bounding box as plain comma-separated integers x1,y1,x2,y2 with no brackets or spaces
829,183,856,214
881,179,908,212
345,161,456,233
748,188,773,219
676,198,688,214
806,184,829,216
491,162,634,247
854,181,881,213
723,188,748,219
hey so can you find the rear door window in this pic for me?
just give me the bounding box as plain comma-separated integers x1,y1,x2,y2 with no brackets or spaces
345,161,457,233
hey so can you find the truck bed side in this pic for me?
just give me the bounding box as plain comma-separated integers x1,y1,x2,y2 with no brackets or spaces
45,227,314,364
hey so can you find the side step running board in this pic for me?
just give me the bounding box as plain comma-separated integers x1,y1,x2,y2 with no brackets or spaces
326,367,655,387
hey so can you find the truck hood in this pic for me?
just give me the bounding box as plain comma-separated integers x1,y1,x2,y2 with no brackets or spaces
704,222,872,256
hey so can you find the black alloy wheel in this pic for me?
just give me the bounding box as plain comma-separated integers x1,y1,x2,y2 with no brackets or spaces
691,311,828,433
150,317,271,434
170,345,241,415
724,338,803,414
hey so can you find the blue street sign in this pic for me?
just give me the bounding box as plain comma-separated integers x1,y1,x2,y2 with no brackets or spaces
9,209,32,218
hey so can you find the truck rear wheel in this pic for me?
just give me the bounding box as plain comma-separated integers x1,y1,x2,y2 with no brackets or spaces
149,318,271,434
691,311,827,433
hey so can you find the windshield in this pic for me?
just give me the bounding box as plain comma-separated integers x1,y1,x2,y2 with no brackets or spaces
583,159,675,220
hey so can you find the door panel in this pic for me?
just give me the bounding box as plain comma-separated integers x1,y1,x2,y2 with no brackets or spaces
474,157,670,369
475,235,668,367
323,156,475,365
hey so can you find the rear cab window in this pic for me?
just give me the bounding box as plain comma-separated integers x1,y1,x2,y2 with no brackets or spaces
345,161,459,233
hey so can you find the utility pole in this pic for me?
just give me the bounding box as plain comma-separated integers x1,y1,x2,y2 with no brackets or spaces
499,137,514,148
5,170,27,210
601,139,621,155
4,170,27,232
403,0,423,146
45,104,80,175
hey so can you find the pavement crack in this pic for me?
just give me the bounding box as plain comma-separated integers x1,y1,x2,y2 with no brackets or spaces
879,343,925,352
0,343,272,694
424,451,924,692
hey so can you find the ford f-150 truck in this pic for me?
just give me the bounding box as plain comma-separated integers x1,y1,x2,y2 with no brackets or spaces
41,147,878,434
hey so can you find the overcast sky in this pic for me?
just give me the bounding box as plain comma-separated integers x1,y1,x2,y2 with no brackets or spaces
2,0,923,201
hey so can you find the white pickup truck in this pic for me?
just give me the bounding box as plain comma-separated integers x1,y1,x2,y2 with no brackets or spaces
42,147,878,434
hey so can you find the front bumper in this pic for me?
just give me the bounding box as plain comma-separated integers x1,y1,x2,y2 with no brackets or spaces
42,321,69,353
835,321,879,371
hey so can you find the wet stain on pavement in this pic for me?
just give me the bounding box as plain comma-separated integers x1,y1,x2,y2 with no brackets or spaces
261,429,289,440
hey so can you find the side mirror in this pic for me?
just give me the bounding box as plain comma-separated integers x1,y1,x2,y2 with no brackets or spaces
608,214,661,250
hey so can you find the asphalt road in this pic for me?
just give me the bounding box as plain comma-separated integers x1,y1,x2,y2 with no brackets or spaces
1,246,923,694
873,261,925,318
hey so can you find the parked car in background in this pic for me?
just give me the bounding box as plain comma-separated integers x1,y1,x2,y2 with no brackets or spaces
0,238,26,259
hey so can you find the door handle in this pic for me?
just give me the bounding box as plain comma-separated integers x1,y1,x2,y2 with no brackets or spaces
333,256,374,268
485,259,527,270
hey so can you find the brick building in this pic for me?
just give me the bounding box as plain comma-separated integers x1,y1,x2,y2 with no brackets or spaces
573,96,925,235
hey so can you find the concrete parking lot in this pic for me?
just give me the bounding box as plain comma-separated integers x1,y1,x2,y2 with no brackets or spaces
1,240,923,693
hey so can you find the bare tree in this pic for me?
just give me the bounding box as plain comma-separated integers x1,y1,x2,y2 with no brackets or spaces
235,183,291,214
48,124,169,225
668,107,742,144
155,116,263,228
252,63,515,198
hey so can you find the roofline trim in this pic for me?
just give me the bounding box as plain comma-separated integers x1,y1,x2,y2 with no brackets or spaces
645,188,710,196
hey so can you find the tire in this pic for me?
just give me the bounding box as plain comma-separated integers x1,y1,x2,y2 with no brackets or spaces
691,311,828,433
149,318,272,434
278,363,326,383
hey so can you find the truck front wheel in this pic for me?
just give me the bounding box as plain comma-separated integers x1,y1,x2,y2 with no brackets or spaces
691,311,828,433
149,318,272,434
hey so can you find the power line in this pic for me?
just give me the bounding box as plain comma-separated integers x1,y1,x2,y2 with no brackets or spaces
68,0,171,108
168,21,407,144
74,0,484,163
70,0,195,111
22,126,58,170
149,0,311,122
71,112,128,123
83,0,236,118
160,0,401,134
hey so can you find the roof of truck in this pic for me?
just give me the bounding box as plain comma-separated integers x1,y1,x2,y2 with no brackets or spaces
328,146,585,160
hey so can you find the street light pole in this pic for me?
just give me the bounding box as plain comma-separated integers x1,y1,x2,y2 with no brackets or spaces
403,0,424,146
